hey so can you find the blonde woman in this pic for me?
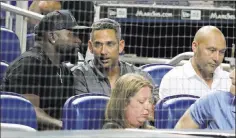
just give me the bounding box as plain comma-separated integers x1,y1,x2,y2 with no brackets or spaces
103,73,155,129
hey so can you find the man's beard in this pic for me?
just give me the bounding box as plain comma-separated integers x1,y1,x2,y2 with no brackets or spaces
57,45,82,64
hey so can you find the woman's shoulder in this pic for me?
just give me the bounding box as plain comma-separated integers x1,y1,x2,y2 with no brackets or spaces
102,122,123,129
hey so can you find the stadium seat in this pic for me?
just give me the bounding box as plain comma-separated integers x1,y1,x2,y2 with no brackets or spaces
155,95,199,129
0,91,37,129
0,27,21,63
141,64,173,87
0,91,24,98
0,61,9,82
62,94,110,130
1,123,36,131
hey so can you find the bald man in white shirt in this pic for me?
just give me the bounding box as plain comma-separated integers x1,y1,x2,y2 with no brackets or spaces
159,26,231,99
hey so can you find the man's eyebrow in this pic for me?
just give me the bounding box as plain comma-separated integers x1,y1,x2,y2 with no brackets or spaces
207,46,216,49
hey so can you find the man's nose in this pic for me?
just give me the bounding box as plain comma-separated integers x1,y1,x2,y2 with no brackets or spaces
212,51,220,62
101,45,108,54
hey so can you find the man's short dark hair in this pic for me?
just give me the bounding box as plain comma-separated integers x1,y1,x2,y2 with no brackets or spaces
90,18,121,41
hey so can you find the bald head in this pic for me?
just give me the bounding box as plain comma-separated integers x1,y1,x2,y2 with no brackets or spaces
194,26,225,45
191,25,227,78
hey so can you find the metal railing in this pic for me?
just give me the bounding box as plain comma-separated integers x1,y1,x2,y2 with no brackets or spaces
1,2,43,53
1,2,43,21
1,2,232,71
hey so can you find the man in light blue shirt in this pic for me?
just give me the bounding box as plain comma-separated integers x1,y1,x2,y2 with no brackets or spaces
175,69,235,130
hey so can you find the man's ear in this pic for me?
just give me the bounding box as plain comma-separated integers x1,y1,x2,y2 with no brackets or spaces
192,41,198,53
88,40,93,54
48,31,57,44
119,39,125,54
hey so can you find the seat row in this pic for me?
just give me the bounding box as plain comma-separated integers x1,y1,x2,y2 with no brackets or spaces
0,91,198,130
0,27,35,64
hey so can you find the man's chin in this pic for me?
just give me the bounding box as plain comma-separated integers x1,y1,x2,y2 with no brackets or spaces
206,67,216,74
96,62,110,69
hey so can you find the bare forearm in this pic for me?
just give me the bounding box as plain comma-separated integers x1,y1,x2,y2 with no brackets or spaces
22,94,62,129
34,107,62,129
175,110,199,129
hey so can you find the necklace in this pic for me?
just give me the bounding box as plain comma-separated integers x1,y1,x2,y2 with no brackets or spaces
57,67,63,84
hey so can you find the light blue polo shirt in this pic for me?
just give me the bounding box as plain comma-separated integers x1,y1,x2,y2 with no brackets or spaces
190,91,235,130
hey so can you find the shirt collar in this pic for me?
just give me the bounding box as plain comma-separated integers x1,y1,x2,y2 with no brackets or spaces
185,58,222,79
89,60,125,80
184,59,196,78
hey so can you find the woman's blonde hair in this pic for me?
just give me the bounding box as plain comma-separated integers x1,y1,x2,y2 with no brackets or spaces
105,73,153,128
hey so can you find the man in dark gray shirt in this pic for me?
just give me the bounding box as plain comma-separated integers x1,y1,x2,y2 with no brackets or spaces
72,18,158,96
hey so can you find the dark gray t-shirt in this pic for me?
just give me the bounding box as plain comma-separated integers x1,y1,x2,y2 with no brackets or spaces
72,60,158,96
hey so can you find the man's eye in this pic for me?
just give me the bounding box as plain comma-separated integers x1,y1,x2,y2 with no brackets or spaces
107,42,116,47
220,50,226,55
94,42,102,47
208,48,215,52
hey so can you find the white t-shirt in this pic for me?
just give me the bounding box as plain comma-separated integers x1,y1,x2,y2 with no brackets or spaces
159,60,231,99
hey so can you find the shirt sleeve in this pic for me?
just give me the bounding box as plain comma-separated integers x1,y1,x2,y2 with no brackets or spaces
189,95,213,128
72,68,89,95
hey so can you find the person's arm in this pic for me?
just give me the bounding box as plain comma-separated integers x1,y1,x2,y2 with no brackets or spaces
4,58,62,130
72,68,89,95
23,94,62,129
175,95,213,129
174,109,199,129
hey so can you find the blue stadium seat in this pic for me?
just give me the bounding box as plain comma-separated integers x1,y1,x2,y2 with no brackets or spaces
141,64,173,87
0,61,9,83
1,123,36,131
0,91,24,98
0,27,21,63
155,95,199,129
62,94,109,130
0,91,37,129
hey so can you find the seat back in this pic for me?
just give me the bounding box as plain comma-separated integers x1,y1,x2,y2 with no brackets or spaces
62,94,109,130
0,62,9,82
141,64,173,87
0,28,21,63
1,123,36,132
155,95,199,129
0,92,37,129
